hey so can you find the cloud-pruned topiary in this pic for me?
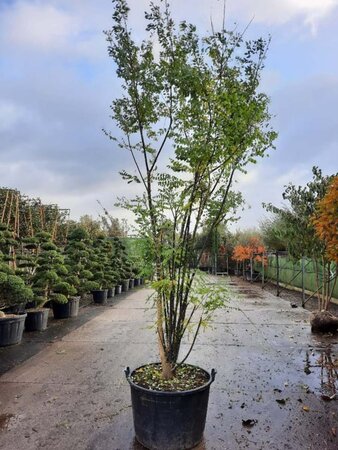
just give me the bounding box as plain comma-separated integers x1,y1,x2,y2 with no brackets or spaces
64,226,95,295
32,232,73,306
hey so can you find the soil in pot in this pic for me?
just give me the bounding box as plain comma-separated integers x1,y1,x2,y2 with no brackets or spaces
0,313,27,346
3,303,26,315
25,308,49,332
92,290,108,304
131,363,209,391
126,363,215,450
52,297,80,319
310,311,338,333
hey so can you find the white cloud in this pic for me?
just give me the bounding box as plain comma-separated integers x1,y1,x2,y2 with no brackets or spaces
2,0,336,63
0,0,110,60
3,3,76,51
121,0,338,34
227,0,338,30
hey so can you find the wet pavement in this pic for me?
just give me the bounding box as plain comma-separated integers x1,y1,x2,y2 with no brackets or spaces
0,296,113,376
0,277,337,449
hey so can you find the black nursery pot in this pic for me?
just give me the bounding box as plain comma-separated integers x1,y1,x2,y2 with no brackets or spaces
92,289,108,304
25,308,49,332
115,285,122,295
107,288,115,299
125,364,216,450
52,297,80,319
121,280,129,292
0,313,27,347
129,279,135,289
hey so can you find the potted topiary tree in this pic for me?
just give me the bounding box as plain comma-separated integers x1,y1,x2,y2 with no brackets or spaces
105,261,119,299
90,235,110,304
100,237,118,298
113,238,133,292
15,236,50,331
0,224,24,314
31,232,78,320
111,237,123,294
52,281,78,319
0,247,33,345
131,263,141,287
106,1,276,448
64,227,95,299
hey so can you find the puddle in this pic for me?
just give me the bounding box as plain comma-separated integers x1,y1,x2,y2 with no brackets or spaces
302,344,338,399
0,414,14,431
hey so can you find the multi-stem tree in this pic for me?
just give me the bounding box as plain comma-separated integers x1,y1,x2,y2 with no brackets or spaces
264,167,337,310
311,176,338,307
106,0,276,378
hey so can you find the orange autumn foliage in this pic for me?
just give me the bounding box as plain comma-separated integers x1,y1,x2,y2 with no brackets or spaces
232,237,266,262
312,176,338,264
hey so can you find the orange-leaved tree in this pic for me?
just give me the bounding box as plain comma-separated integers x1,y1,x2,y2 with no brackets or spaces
311,176,338,309
312,176,338,264
232,236,266,268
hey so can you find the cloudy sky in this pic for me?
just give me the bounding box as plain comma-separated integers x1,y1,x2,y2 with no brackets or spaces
0,0,337,230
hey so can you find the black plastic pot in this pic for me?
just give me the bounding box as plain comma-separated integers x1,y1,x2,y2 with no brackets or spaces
134,278,140,287
52,297,80,319
107,288,115,299
121,279,129,292
0,313,27,346
129,279,135,289
25,308,49,331
125,364,216,450
115,285,122,295
92,289,108,304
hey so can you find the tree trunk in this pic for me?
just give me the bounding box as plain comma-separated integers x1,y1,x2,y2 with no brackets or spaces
156,294,174,379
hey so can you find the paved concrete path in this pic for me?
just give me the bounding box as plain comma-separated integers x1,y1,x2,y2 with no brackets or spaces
0,277,337,449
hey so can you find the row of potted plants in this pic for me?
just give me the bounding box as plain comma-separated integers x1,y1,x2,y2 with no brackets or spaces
0,224,143,347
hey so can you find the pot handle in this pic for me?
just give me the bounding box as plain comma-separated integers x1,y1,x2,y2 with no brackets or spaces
124,366,130,379
211,368,217,383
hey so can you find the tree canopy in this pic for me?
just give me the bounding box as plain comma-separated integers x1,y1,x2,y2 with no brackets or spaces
106,0,276,378
312,176,338,264
263,167,335,260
